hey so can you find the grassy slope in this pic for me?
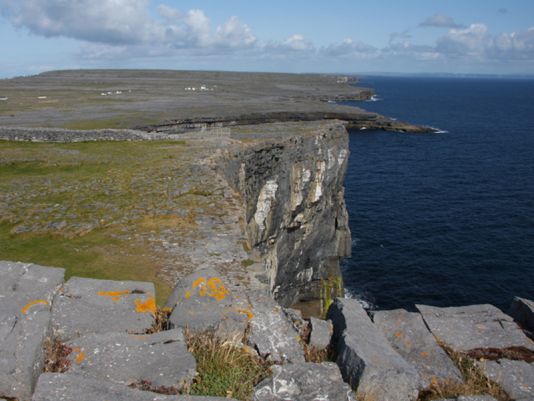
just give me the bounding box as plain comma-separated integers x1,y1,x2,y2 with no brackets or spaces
0,139,210,304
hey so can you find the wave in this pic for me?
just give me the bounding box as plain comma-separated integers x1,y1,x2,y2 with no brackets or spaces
429,126,449,134
366,95,382,102
344,288,376,311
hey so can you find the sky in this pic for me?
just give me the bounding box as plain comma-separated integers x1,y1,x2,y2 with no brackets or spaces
1,0,533,78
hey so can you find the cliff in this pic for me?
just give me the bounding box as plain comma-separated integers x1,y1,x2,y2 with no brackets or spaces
223,121,351,310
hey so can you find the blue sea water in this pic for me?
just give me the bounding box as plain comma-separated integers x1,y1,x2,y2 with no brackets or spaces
341,76,534,311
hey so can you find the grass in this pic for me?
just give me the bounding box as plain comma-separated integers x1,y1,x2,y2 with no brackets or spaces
185,330,271,400
417,342,511,401
0,223,172,305
0,139,221,306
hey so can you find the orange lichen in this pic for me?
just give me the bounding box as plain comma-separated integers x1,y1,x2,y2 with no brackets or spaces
237,308,255,320
135,297,157,315
184,277,230,301
420,351,429,358
73,348,86,364
21,299,49,315
394,331,404,338
98,290,130,301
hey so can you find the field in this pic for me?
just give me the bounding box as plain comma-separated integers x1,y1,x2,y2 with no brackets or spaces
0,138,234,303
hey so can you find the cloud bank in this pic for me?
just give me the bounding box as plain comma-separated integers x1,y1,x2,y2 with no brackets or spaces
1,1,533,72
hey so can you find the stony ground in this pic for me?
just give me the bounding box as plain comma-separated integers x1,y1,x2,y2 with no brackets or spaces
0,70,431,132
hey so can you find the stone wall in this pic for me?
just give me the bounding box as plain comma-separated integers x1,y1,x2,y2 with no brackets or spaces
223,121,351,308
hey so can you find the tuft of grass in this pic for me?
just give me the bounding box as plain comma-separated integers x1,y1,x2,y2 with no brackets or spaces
185,330,271,401
417,342,511,401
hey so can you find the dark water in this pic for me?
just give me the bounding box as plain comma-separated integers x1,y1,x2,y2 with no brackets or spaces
341,76,534,311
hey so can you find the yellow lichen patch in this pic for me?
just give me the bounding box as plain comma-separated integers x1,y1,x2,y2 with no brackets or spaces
135,297,157,315
206,277,230,301
21,299,49,315
73,348,86,365
185,277,230,301
237,308,255,321
98,290,130,302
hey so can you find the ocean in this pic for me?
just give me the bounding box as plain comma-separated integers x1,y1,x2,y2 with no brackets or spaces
341,76,534,311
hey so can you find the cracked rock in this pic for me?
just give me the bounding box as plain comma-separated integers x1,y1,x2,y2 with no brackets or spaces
0,261,64,401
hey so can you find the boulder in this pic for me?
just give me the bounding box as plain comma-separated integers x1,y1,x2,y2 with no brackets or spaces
253,362,353,401
417,304,534,352
248,294,305,363
63,329,196,390
509,297,534,335
167,268,248,339
32,373,236,401
0,261,64,401
308,317,333,350
374,309,463,385
477,359,534,401
51,277,156,340
328,298,421,401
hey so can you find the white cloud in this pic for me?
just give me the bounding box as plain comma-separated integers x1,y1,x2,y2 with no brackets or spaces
266,34,315,53
322,38,377,58
420,14,464,29
0,0,257,51
0,0,154,44
214,16,256,48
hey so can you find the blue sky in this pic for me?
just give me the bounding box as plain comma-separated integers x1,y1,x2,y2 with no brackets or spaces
1,0,533,77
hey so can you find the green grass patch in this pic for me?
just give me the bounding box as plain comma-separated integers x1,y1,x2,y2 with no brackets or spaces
0,223,172,305
186,331,271,400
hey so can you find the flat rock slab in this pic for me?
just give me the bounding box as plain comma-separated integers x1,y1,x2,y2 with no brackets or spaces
64,329,196,389
248,294,305,363
509,297,534,335
253,362,353,401
309,317,333,350
51,277,156,340
167,268,248,338
374,309,463,385
328,298,421,401
477,359,534,401
417,304,534,352
32,373,236,401
0,261,65,401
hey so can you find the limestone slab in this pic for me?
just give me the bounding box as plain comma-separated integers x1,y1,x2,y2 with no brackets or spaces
51,277,156,340
253,362,353,401
417,304,534,352
0,261,64,401
477,359,534,401
64,329,196,389
167,268,248,338
509,297,534,335
374,309,463,385
248,293,305,363
328,298,422,401
308,317,333,350
32,373,236,401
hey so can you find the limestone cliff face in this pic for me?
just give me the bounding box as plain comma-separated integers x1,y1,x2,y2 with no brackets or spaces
224,121,351,307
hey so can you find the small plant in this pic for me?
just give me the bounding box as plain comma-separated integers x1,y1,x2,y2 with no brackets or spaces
417,342,511,401
42,337,72,373
146,306,173,333
184,330,271,401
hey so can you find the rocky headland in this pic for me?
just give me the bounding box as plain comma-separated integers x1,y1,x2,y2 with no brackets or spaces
1,70,532,401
